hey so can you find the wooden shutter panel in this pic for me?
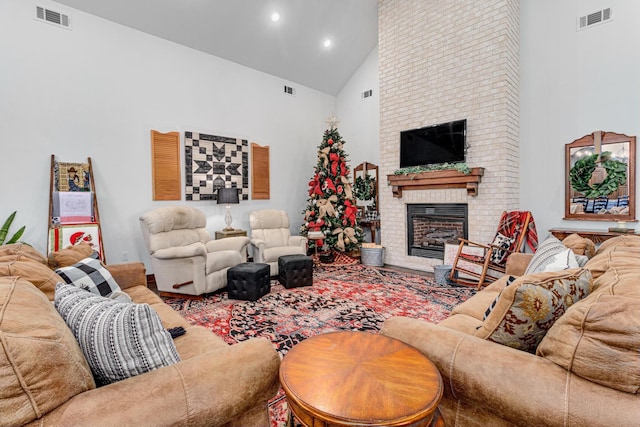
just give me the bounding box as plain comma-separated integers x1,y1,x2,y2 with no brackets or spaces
151,130,181,200
251,143,270,200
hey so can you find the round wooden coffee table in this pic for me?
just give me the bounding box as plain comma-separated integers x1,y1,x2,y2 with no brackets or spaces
279,331,444,427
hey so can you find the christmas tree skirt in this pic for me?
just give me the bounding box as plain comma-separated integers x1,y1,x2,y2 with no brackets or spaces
314,250,359,266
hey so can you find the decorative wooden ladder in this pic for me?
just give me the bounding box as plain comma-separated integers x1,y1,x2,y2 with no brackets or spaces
48,155,105,262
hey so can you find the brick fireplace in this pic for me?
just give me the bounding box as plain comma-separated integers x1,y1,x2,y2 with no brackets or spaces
378,0,521,272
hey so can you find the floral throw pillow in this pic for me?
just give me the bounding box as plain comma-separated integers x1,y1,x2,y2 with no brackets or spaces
483,276,517,320
489,232,515,265
475,269,592,353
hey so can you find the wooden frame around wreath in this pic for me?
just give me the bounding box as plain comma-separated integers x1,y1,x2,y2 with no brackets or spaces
564,131,636,222
353,162,379,213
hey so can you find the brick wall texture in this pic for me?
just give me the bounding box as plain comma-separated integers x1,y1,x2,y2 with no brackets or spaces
378,0,520,271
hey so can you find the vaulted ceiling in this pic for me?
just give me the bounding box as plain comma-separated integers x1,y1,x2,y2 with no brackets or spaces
53,0,379,95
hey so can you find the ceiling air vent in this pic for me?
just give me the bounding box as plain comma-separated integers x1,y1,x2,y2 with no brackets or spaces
283,85,296,96
35,5,72,30
362,89,373,99
577,8,612,31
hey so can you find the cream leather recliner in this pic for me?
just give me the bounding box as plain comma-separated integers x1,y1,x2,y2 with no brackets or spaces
249,209,307,276
140,206,249,296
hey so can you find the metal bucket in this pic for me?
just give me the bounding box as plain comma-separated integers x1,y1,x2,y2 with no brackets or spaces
433,264,453,285
360,247,385,267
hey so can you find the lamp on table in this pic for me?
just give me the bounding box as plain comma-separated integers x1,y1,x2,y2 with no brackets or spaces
217,187,240,231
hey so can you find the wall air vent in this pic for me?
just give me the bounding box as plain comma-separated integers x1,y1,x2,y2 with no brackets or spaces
362,89,373,99
35,5,72,30
283,85,296,96
577,8,612,31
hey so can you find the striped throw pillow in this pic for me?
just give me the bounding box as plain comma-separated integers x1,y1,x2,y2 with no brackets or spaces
54,283,180,385
525,236,576,274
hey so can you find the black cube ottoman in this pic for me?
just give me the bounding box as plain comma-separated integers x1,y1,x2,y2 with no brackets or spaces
278,254,313,289
227,262,270,301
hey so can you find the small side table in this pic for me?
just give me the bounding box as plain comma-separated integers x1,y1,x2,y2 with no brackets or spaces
307,231,325,265
215,229,247,239
549,227,638,244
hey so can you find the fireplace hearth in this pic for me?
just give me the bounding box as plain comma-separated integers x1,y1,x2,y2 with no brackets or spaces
407,204,468,260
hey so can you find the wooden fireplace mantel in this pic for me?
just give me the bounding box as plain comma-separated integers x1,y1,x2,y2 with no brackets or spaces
387,167,485,198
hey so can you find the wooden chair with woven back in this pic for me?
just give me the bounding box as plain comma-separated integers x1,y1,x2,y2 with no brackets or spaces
448,211,538,289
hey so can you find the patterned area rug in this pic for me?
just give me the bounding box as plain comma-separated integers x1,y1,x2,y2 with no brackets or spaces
163,263,475,426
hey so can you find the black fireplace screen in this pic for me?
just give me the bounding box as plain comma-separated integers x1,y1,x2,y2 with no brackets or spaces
407,204,468,260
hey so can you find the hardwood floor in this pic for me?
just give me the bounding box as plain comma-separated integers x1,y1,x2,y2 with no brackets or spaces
383,264,435,278
146,274,158,294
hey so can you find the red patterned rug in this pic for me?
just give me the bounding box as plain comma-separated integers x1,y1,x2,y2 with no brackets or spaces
162,263,475,426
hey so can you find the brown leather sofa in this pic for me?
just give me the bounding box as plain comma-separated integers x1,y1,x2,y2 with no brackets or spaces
0,243,280,426
382,234,640,426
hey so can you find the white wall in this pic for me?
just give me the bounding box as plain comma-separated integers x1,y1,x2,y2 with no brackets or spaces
335,45,380,243
336,45,380,169
0,0,335,270
520,0,640,237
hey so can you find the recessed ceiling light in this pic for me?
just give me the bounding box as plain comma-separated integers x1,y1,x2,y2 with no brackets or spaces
323,39,332,48
271,12,280,22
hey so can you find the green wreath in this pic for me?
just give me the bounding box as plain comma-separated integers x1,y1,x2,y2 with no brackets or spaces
354,174,376,201
569,151,627,198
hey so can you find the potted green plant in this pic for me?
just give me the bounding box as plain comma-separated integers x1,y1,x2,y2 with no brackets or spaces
1,211,26,245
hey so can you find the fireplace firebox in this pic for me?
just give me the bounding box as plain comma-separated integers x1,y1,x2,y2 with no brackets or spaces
407,204,468,260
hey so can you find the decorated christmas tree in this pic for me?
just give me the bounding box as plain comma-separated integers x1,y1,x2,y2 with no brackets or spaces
301,116,363,253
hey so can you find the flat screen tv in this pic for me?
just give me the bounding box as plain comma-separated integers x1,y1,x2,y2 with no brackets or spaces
400,119,466,168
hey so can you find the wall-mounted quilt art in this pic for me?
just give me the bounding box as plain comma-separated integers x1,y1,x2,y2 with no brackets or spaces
184,131,249,201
